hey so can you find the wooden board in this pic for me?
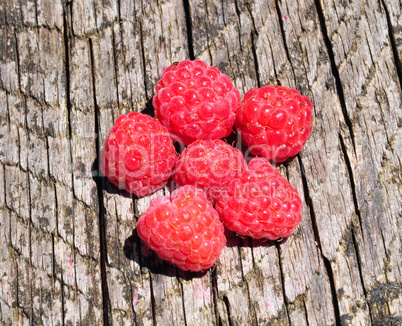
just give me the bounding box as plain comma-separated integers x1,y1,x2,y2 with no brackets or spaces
0,0,401,325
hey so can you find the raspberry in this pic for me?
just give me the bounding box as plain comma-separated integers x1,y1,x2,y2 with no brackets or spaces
137,185,226,271
100,112,176,197
235,86,313,163
173,139,246,203
215,158,302,240
153,60,241,145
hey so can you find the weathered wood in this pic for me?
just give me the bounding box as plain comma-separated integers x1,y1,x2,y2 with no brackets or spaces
273,0,372,324
320,0,402,324
0,0,401,325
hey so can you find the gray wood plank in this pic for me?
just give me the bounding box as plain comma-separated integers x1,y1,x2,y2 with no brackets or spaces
320,0,402,323
0,0,400,325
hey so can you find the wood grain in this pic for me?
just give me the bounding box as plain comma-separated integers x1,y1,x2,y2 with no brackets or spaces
0,0,401,325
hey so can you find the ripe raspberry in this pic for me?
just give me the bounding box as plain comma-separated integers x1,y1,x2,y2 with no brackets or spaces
100,112,176,197
235,86,313,163
173,139,246,203
215,158,302,240
153,60,241,145
137,185,226,271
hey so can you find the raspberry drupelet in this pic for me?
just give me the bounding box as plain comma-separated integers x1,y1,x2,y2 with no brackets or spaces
153,60,241,145
216,157,303,240
137,185,227,272
236,86,313,163
173,139,246,203
100,112,176,197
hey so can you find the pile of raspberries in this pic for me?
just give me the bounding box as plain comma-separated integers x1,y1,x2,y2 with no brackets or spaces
101,60,313,272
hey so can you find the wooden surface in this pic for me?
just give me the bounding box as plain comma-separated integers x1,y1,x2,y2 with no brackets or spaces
0,0,401,325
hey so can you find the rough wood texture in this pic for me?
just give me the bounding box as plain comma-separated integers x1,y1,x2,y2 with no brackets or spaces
0,0,401,325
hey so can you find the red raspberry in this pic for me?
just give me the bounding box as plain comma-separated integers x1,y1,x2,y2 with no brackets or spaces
173,139,246,203
235,86,313,163
215,158,302,240
100,112,176,197
153,60,241,145
137,185,226,271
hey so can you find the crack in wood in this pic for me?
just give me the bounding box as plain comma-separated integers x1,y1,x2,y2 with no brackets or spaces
148,274,158,326
62,8,74,192
380,0,402,91
245,5,262,89
233,0,243,51
182,0,195,60
61,9,73,325
16,255,20,309
33,0,39,28
139,20,150,101
60,262,66,326
210,268,220,326
297,155,321,249
88,36,111,326
274,0,296,83
26,172,34,324
238,240,259,325
322,256,342,326
110,26,121,118
116,0,121,24
178,278,189,326
13,30,21,92
314,0,356,155
338,134,364,238
297,154,342,325
250,32,262,88
276,244,291,325
222,295,233,326
351,228,374,324
302,297,310,326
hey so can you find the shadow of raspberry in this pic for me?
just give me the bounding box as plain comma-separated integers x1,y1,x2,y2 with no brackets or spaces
222,127,242,152
91,158,134,198
224,229,288,248
141,97,155,118
123,229,208,280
